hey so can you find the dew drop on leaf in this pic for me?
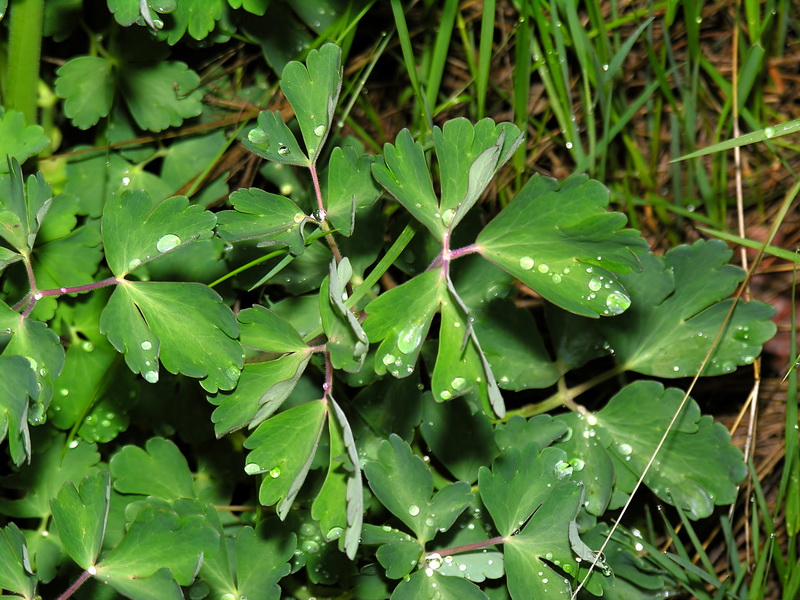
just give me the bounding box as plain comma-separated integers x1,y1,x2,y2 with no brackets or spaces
143,370,159,384
408,504,420,516
537,263,550,273
325,527,343,541
588,277,602,292
314,124,326,137
397,323,424,354
244,463,261,475
764,127,775,138
450,377,466,390
553,460,573,480
440,390,452,400
128,258,142,271
293,212,305,224
140,341,152,350
569,458,585,472
59,388,69,396
605,290,631,315
156,234,181,253
248,128,267,145
29,403,46,425
519,256,534,270
617,443,633,456
552,273,562,283
269,466,281,478
82,341,94,352
382,354,396,366
278,145,290,156
441,208,455,227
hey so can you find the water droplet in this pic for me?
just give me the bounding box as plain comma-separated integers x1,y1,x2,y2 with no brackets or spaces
553,460,573,480
278,145,290,156
450,377,466,390
569,458,585,471
269,466,281,478
586,414,598,426
325,526,343,540
605,291,631,315
121,176,131,186
33,292,43,300
382,354,396,366
59,388,69,396
141,341,152,351
82,341,94,352
459,563,467,572
618,443,633,456
397,322,425,354
408,504,420,516
28,403,46,425
314,124,326,137
227,365,240,380
302,540,320,553
440,390,452,400
602,64,609,71
565,142,573,149
441,208,456,227
244,463,261,475
157,234,181,253
293,212,305,224
248,129,267,145
143,370,159,384
588,277,602,292
519,256,534,270
128,258,142,271
552,273,562,283
426,554,442,569
69,439,79,449
39,367,47,377
537,264,550,273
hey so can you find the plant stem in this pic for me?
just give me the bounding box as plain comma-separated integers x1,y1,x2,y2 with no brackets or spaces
427,535,505,558
57,568,94,600
6,0,45,125
19,277,119,317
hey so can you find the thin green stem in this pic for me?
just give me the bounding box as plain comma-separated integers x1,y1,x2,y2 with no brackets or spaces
6,0,45,125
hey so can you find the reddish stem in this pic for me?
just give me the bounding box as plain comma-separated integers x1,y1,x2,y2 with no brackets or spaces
57,568,94,600
427,535,506,558
19,277,119,317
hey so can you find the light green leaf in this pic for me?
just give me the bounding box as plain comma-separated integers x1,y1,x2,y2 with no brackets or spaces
0,355,37,465
279,43,342,163
434,551,504,582
391,569,489,600
433,118,523,231
244,110,309,166
0,523,36,599
599,240,777,377
99,281,242,393
54,56,115,129
494,415,569,452
364,434,472,543
325,146,381,236
107,0,175,26
321,258,368,372
0,111,49,169
0,246,22,274
95,499,219,589
227,0,269,15
477,174,649,317
243,399,327,518
110,437,195,500
32,225,103,290
377,539,422,579
595,381,747,519
96,568,181,600
216,188,308,256
363,269,444,378
208,305,311,435
165,0,223,42
102,190,216,277
479,444,571,537
118,61,203,131
50,472,110,569
0,160,52,252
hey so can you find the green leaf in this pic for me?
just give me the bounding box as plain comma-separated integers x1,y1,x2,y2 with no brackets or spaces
279,43,342,163
377,539,422,579
433,551,504,582
0,246,22,274
595,381,747,519
50,472,110,569
32,224,103,292
217,188,309,256
325,146,381,236
0,111,49,169
420,398,498,483
165,0,223,43
494,415,569,452
363,269,444,378
391,569,489,600
243,399,327,518
0,356,36,465
322,258,368,372
0,160,52,253
0,523,36,599
598,240,777,377
118,60,203,131
503,483,589,600
329,397,363,559
99,281,242,392
110,437,195,500
0,435,100,518
433,118,523,231
244,110,309,166
479,444,571,537
54,56,115,129
364,434,472,543
477,174,649,317
108,0,175,26
227,0,269,15
208,305,311,435
95,498,220,591
102,190,216,277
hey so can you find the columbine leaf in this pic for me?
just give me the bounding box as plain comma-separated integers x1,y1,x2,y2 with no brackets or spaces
325,146,381,236
433,118,523,231
118,60,203,131
0,523,36,599
110,437,195,501
503,482,594,600
95,498,220,592
377,539,422,579
364,434,472,543
434,551,504,582
50,472,111,569
243,400,327,518
0,246,22,274
363,269,444,378
244,110,309,166
595,380,747,519
54,56,115,129
279,43,342,163
165,0,223,43
321,258,368,372
102,190,216,277
0,356,37,465
598,240,777,377
479,444,572,537
107,0,176,27
217,188,309,256
0,159,52,253
208,305,311,436
391,569,489,600
477,174,649,317
99,281,242,392
0,111,49,169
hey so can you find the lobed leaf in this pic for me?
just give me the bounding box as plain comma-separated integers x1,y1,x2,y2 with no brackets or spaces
0,355,37,465
0,523,36,599
244,110,309,166
0,111,49,170
325,146,381,236
391,568,489,600
0,159,52,253
110,437,195,500
54,57,115,129
165,0,223,43
321,258,368,372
